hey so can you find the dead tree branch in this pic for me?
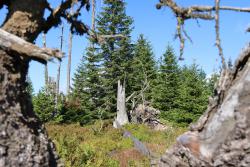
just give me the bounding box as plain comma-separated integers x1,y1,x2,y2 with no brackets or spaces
43,0,90,35
0,0,9,10
215,0,226,69
43,0,125,44
0,28,62,64
156,0,250,65
156,0,250,16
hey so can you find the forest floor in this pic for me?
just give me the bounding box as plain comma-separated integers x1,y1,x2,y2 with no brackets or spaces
46,121,186,167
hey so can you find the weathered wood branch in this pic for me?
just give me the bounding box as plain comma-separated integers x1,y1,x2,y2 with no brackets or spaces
0,28,63,64
215,0,226,69
156,0,214,20
88,31,127,44
157,0,250,18
154,43,250,167
156,0,250,63
43,0,90,34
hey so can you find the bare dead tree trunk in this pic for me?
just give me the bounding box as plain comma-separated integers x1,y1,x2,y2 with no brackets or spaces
113,80,129,128
66,31,72,95
91,0,96,31
215,0,226,70
0,1,62,166
0,0,91,166
153,45,250,166
55,25,63,115
43,33,49,85
66,4,73,95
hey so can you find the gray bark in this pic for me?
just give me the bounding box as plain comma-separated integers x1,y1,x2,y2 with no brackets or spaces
55,25,63,116
0,1,63,166
43,33,49,85
113,80,129,128
66,30,72,95
153,44,250,167
66,4,73,95
0,28,62,63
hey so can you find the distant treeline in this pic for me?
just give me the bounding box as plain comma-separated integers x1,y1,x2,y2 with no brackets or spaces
30,0,220,127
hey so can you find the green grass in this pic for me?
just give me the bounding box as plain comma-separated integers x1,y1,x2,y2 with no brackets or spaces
46,120,186,167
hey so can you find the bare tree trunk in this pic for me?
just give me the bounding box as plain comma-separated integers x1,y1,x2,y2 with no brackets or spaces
55,25,63,115
91,0,96,31
113,80,129,128
66,31,72,95
153,45,250,167
0,1,61,166
43,33,49,85
66,4,73,95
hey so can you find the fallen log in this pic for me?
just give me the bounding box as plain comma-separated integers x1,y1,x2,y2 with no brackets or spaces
0,28,63,64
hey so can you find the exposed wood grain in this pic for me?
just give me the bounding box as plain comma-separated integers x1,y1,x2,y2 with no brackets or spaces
0,28,63,63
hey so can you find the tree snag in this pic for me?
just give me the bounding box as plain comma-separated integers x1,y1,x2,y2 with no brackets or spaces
113,80,129,128
154,1,250,166
156,0,250,63
0,0,90,166
153,43,250,167
42,33,49,85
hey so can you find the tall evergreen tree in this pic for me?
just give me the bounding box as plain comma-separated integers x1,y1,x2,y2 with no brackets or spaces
131,34,157,104
72,56,92,112
72,44,104,113
171,63,210,125
96,0,134,113
152,45,180,112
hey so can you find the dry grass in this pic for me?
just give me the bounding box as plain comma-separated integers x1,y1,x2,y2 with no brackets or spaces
46,121,186,167
112,148,149,167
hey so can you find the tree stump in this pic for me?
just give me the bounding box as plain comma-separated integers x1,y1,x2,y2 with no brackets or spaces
113,80,129,128
154,44,250,167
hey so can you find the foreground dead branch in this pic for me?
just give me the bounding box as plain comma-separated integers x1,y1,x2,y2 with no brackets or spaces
156,0,250,64
152,43,250,167
0,28,63,63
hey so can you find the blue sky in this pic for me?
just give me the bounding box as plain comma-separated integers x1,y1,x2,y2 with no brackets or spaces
1,0,250,93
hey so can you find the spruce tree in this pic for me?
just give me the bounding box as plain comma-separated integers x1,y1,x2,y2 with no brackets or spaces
33,82,64,122
71,44,104,122
72,56,91,111
152,45,180,112
171,64,210,126
96,0,133,113
131,34,157,104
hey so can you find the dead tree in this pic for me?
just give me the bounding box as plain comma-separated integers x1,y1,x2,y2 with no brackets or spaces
66,3,74,95
0,0,91,166
113,80,129,128
43,33,49,85
152,1,250,166
55,25,64,117
156,0,250,67
67,30,72,95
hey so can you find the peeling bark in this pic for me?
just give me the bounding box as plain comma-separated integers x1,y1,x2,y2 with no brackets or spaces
113,80,129,128
0,0,63,166
0,28,62,63
153,44,250,167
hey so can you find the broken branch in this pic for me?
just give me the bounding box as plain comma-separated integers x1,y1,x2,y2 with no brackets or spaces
43,0,90,34
215,0,226,69
0,28,63,64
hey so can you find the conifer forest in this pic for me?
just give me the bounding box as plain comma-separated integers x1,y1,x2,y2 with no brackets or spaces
0,0,250,167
